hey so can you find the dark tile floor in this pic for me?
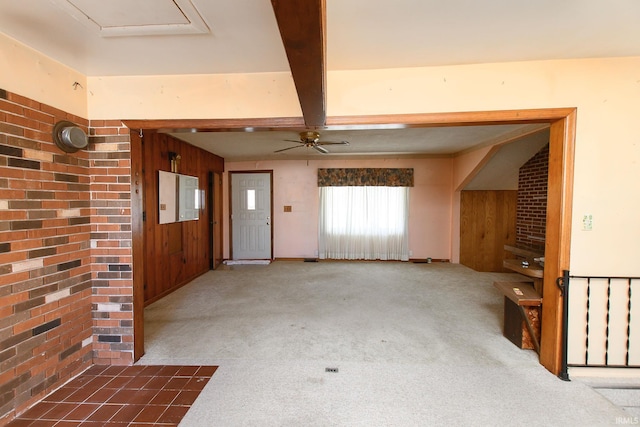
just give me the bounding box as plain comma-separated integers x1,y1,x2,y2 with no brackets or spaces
7,365,217,427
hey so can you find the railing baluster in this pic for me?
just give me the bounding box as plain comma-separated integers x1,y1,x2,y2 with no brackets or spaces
585,278,591,365
627,279,632,367
558,270,570,381
605,278,611,365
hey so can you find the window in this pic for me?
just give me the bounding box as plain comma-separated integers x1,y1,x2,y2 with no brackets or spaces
246,189,256,210
318,186,409,261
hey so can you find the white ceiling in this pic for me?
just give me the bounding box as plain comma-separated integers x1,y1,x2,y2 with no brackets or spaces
1,0,638,76
1,1,637,182
167,124,548,161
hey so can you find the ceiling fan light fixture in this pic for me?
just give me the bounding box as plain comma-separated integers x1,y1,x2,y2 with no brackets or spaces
300,131,320,143
274,131,350,154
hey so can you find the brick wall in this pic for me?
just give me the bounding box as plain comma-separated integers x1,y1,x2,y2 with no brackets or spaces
0,90,93,423
0,90,134,425
516,144,549,252
87,120,133,366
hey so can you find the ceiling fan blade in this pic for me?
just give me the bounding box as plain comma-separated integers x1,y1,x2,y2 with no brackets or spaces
274,145,303,153
313,145,329,154
317,141,350,146
283,139,303,144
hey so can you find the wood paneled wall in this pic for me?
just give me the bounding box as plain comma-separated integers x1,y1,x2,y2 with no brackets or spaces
459,190,517,272
142,131,223,304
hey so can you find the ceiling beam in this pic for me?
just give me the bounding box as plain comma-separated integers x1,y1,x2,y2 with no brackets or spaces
123,116,305,132
271,0,326,128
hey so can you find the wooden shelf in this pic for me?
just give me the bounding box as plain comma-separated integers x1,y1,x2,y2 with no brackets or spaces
493,281,542,306
503,244,543,259
502,258,544,279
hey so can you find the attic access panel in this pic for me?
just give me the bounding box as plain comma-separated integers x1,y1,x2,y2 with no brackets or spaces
53,0,209,36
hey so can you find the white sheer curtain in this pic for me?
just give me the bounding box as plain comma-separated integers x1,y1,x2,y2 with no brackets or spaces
318,186,410,261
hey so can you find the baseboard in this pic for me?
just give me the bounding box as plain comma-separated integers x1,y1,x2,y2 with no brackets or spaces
273,257,451,263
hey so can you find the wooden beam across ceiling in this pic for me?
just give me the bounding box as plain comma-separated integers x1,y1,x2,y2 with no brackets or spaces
271,0,326,128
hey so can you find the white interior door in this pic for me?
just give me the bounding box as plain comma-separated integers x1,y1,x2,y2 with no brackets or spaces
231,172,272,259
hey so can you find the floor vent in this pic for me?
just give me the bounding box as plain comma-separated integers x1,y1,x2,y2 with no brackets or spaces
325,367,339,373
304,258,318,262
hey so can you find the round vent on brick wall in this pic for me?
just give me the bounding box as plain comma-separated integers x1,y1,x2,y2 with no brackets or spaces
53,120,88,153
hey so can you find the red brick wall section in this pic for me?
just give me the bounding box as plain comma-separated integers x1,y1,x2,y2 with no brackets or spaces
0,89,93,424
87,120,133,367
516,144,549,252
0,90,135,425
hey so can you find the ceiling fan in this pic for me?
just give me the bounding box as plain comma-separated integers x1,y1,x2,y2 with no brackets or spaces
274,131,349,154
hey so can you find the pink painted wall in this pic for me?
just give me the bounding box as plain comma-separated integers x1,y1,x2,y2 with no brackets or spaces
223,158,453,260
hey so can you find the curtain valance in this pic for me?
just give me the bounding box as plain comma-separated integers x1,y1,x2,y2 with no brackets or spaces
317,168,414,187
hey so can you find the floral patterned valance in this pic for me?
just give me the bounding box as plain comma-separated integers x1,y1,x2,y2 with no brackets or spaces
317,168,414,187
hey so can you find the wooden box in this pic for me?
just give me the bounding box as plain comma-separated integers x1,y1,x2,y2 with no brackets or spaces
503,297,541,350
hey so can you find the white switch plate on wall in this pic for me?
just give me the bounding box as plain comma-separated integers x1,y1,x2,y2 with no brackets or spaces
582,214,593,231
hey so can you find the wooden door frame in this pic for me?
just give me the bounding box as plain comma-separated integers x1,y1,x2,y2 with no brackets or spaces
228,170,274,261
208,171,214,269
130,130,145,361
208,171,223,269
127,108,575,373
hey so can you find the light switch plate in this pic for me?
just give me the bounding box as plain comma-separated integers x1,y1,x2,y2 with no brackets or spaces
582,214,593,231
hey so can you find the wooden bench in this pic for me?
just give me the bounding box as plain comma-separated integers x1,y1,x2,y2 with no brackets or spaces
493,281,543,353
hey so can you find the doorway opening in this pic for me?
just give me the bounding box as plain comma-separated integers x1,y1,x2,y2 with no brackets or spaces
128,107,575,375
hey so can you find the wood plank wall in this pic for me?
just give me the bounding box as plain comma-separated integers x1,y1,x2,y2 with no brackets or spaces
459,190,517,272
142,131,223,304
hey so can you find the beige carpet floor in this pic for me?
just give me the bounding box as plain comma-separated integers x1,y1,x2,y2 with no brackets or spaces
140,261,630,426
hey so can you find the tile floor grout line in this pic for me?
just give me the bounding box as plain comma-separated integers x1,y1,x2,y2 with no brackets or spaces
6,365,217,426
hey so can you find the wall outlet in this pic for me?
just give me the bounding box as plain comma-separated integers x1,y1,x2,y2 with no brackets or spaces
582,214,593,231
